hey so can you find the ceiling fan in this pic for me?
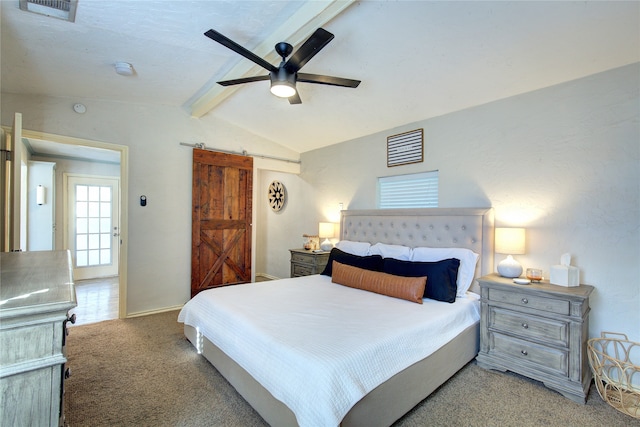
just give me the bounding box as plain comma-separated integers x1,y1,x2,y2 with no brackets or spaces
204,27,361,104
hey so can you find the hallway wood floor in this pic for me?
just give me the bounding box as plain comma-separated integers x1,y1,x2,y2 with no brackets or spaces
69,277,119,326
69,276,268,326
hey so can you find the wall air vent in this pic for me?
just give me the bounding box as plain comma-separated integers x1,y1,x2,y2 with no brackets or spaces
19,0,78,22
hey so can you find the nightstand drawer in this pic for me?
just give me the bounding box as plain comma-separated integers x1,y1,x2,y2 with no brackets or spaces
489,307,569,346
292,263,314,277
488,288,570,315
291,252,314,264
490,332,568,376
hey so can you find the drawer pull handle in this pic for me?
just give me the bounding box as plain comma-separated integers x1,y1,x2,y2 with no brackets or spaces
521,298,529,304
521,350,528,356
64,313,77,334
522,323,529,329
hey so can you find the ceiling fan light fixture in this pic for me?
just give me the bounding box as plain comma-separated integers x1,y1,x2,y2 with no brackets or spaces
205,27,360,105
270,69,296,98
270,82,296,98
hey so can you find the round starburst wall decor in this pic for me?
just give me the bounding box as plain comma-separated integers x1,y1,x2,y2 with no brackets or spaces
268,180,286,212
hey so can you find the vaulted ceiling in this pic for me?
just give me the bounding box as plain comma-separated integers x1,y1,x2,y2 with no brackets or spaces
2,1,638,154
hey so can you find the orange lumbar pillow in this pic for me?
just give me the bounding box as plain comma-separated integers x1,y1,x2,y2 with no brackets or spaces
331,261,426,304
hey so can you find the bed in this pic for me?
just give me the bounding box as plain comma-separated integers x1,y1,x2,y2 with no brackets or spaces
178,207,494,427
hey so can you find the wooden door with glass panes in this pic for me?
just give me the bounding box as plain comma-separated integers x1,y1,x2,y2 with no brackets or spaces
66,175,120,280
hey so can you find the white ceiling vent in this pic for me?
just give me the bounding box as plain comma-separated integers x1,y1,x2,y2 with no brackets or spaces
19,0,78,23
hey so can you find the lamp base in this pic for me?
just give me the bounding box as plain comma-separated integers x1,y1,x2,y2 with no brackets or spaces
320,238,333,251
497,255,523,278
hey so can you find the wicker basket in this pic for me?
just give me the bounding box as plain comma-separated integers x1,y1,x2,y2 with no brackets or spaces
587,332,640,419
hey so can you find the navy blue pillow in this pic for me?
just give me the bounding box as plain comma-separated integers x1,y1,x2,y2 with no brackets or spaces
382,258,460,303
320,248,384,276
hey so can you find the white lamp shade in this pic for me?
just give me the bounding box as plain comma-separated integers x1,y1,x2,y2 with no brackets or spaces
319,222,335,238
495,228,526,255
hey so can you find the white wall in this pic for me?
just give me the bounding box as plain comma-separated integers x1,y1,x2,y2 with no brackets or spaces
300,63,640,341
255,169,315,279
26,160,55,250
1,94,299,315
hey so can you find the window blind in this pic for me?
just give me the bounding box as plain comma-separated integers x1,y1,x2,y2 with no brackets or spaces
377,171,439,209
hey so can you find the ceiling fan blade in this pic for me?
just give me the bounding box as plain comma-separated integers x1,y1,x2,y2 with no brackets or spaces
205,29,277,73
284,28,334,73
288,91,302,105
297,73,361,88
217,75,270,87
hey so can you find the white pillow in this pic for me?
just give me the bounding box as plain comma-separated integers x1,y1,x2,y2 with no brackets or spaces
334,240,371,256
410,247,480,296
368,242,412,261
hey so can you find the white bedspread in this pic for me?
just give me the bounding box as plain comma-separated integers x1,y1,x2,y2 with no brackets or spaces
177,274,480,427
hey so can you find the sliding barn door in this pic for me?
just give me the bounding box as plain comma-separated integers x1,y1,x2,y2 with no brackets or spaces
191,149,253,297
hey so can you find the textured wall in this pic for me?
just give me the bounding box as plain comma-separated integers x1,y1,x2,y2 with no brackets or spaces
301,64,640,341
1,95,298,315
255,170,315,279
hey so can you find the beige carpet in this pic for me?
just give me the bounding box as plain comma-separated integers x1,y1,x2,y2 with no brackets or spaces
64,311,638,427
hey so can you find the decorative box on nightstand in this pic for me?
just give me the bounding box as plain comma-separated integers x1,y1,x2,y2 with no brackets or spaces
475,273,594,403
289,249,330,277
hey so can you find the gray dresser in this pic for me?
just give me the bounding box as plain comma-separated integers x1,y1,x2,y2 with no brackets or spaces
0,251,77,426
289,249,330,277
476,273,594,403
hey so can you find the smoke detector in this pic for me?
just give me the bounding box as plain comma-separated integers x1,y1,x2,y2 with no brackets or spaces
19,0,78,22
114,62,134,76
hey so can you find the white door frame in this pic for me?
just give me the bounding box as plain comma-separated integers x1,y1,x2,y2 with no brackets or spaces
20,129,129,319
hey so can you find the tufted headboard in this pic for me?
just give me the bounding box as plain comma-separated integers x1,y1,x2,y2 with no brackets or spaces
340,208,494,292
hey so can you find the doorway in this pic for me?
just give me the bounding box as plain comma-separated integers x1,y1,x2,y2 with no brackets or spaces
69,276,119,325
19,128,129,320
65,174,121,325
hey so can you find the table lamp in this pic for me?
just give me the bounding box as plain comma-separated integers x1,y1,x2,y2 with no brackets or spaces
495,227,526,278
319,222,335,251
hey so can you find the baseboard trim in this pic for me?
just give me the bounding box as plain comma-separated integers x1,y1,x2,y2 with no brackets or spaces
126,305,183,319
126,276,279,318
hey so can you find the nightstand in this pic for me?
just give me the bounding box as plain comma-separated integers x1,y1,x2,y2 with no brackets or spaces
475,273,594,403
289,249,330,277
